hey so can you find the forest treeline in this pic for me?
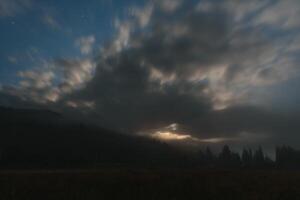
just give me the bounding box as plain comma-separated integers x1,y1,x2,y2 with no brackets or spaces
1,106,300,170
196,145,300,169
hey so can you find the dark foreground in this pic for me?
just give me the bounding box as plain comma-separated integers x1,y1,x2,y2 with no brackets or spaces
0,169,299,200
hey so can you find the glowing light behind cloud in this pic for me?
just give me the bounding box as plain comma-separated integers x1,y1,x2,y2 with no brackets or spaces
147,124,268,145
151,131,192,141
151,130,232,143
148,123,232,143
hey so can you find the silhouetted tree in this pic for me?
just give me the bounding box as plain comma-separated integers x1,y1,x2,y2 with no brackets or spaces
205,147,215,166
198,149,206,165
218,145,240,168
231,152,241,167
276,146,300,169
253,146,265,167
264,155,274,168
242,148,253,167
219,145,231,160
197,147,216,167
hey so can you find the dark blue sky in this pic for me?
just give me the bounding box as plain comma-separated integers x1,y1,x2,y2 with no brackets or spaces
0,0,146,84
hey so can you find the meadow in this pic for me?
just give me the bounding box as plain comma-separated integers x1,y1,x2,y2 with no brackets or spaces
0,169,299,200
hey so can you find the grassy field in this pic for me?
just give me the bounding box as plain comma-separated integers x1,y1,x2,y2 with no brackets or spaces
0,169,299,200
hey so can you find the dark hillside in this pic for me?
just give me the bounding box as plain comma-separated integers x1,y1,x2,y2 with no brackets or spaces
0,107,189,169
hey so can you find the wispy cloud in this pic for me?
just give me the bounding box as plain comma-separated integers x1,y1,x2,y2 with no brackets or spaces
75,35,96,55
4,58,95,104
7,56,18,64
0,0,32,17
42,13,60,30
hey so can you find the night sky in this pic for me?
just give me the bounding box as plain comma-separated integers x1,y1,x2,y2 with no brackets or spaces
1,0,300,150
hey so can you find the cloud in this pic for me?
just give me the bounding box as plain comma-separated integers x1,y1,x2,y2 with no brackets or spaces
3,0,300,148
130,3,154,28
7,56,18,64
65,100,95,109
0,0,32,17
155,0,182,13
80,1,300,138
3,58,95,104
55,58,96,93
254,0,300,29
42,13,60,30
101,20,132,58
18,70,55,89
75,35,96,55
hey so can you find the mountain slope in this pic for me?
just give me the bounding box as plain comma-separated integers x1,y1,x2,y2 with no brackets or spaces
0,107,190,169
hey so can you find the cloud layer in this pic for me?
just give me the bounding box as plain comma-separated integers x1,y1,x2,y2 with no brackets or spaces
2,0,300,148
